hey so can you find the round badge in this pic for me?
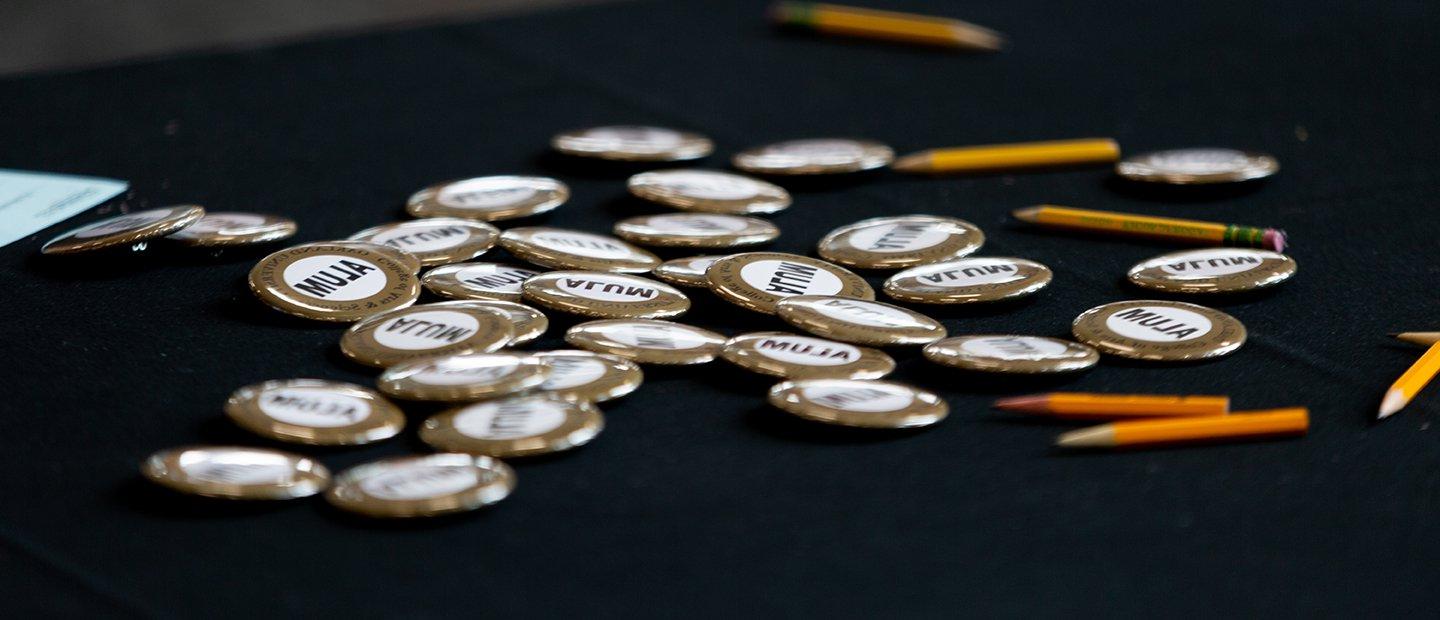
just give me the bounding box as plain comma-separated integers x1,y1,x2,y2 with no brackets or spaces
732,138,894,175
141,446,329,500
883,257,1053,304
817,215,985,269
775,295,946,345
627,169,791,214
406,176,568,221
249,241,419,322
532,350,643,402
224,379,405,445
422,262,543,302
767,379,947,428
326,239,422,274
551,125,713,161
166,212,296,247
339,301,515,368
522,271,690,319
376,352,551,401
348,218,499,267
1126,248,1296,294
325,453,515,518
1116,148,1279,185
705,252,874,314
565,319,726,365
420,394,604,458
442,298,548,346
722,332,895,380
613,213,779,249
922,335,1100,373
1071,300,1247,362
500,226,661,273
42,205,206,255
652,255,724,288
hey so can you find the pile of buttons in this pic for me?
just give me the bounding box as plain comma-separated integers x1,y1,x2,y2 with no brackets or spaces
46,126,1293,518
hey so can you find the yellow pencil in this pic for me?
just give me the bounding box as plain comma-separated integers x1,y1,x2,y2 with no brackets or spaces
893,138,1120,175
769,2,1004,51
1012,204,1288,252
1379,341,1440,419
1392,332,1440,346
1056,408,1309,449
994,393,1229,420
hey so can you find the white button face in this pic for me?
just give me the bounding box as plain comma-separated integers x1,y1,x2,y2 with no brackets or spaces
1155,249,1268,279
412,357,520,386
1104,306,1214,342
454,264,537,295
603,324,708,350
556,274,664,303
370,223,475,253
179,451,296,485
904,259,1028,287
845,222,949,253
171,213,266,238
360,465,480,501
1147,148,1250,174
531,231,637,259
257,387,373,428
657,171,759,200
453,399,568,439
437,178,538,210
959,336,1071,360
768,139,865,162
539,357,609,390
371,310,482,351
282,255,388,301
643,215,749,235
806,298,918,328
72,211,169,238
582,126,684,149
799,384,913,412
740,260,844,297
753,335,861,367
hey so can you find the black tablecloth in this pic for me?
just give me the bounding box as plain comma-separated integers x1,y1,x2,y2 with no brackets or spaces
3,0,1439,616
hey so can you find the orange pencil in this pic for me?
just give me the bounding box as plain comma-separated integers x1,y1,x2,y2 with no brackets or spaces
893,138,1120,175
1056,407,1308,449
995,393,1229,420
770,2,1004,51
1378,341,1440,419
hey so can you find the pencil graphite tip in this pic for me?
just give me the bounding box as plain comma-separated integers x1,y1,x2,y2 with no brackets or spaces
1378,389,1407,419
891,152,931,173
1011,206,1042,223
1393,332,1440,346
1054,426,1115,449
992,394,1048,413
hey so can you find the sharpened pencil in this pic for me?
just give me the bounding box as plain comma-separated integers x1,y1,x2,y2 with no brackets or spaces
1012,204,1288,252
1056,408,1309,449
1379,341,1440,419
892,138,1119,175
770,2,1004,51
1392,332,1440,347
994,393,1229,419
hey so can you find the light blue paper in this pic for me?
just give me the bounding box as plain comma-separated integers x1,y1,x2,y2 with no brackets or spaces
0,168,129,248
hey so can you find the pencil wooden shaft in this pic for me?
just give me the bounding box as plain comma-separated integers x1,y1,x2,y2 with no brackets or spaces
903,139,1119,174
1112,408,1308,446
1014,205,1279,250
773,2,1002,50
1389,342,1440,403
1043,393,1229,417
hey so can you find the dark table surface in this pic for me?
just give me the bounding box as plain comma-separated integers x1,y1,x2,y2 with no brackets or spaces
3,0,1439,616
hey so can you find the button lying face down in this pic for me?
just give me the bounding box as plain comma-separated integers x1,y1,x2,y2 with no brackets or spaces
706,252,874,314
883,257,1052,304
613,213,779,249
1116,148,1279,185
142,446,330,500
407,175,568,222
224,379,406,445
733,138,894,175
776,295,946,346
522,271,690,319
532,350,643,402
628,169,791,214
326,453,515,518
1126,248,1296,294
922,335,1099,373
551,125,713,162
377,352,551,402
328,239,422,274
422,262,542,303
449,299,547,346
166,212,296,247
722,332,895,380
1072,300,1247,362
340,302,515,368
348,218,499,267
565,319,725,365
652,255,724,288
768,379,947,429
818,215,985,269
500,227,660,273
420,394,604,458
249,241,419,322
42,205,206,255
